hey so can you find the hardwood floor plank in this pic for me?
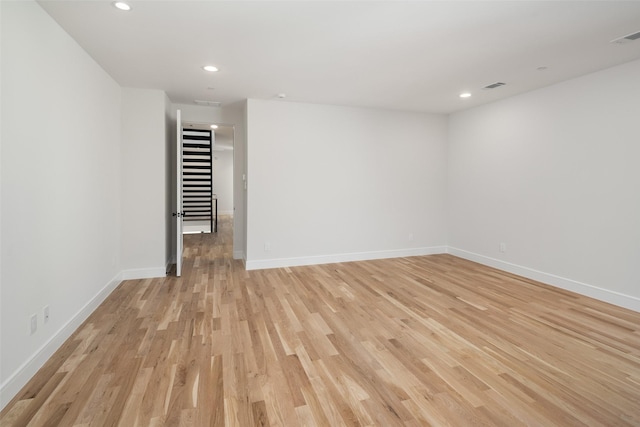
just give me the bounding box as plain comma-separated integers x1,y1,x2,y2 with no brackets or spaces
251,400,269,427
2,215,639,426
7,371,67,426
117,366,153,427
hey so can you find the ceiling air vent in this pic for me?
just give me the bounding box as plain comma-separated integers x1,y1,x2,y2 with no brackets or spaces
194,100,222,107
610,30,640,44
483,82,506,90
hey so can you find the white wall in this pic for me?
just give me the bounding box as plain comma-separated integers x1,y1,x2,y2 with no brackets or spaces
221,102,247,260
448,59,640,311
121,88,169,278
172,103,222,125
214,150,234,214
1,1,122,407
242,102,249,261
165,94,173,265
245,99,448,269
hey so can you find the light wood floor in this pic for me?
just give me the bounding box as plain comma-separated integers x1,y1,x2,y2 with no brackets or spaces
2,216,640,426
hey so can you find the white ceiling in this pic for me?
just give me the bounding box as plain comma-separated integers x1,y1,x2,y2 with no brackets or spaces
38,1,640,114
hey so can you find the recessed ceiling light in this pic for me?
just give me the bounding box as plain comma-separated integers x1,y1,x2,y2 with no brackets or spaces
113,2,131,11
203,65,219,72
210,124,219,129
459,92,472,98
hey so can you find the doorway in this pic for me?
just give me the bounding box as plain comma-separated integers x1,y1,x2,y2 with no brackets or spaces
179,122,235,259
180,122,234,235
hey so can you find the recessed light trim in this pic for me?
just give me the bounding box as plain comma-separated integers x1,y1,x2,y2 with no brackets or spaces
203,65,219,72
459,92,472,98
113,2,131,11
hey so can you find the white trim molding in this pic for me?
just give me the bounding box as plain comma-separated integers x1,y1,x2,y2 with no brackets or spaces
447,247,640,313
245,246,447,271
0,273,122,409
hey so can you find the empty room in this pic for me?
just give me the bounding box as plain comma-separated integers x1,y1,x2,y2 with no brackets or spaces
1,1,639,426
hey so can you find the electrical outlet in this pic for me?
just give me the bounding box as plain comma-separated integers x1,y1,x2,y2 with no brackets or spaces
499,242,507,253
30,314,37,335
44,306,50,323
264,242,271,252
409,233,414,242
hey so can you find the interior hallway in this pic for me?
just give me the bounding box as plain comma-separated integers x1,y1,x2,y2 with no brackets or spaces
183,215,235,261
1,214,639,425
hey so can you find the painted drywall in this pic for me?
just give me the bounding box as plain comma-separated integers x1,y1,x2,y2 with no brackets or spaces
214,150,234,215
242,101,249,261
245,99,448,269
448,59,640,311
221,102,247,260
172,103,223,126
120,88,168,278
165,94,173,269
1,1,122,407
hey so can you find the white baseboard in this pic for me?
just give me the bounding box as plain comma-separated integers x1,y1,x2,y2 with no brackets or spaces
121,267,166,280
219,210,233,215
0,272,123,409
233,250,245,260
245,246,447,271
447,247,640,312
